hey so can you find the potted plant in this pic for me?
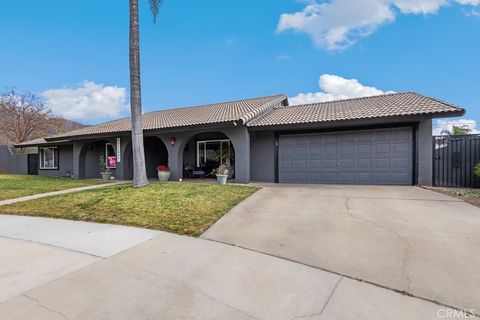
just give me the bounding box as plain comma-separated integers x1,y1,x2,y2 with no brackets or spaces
99,155,112,182
157,164,170,182
216,164,229,185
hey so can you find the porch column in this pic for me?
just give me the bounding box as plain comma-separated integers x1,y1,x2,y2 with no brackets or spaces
72,141,84,179
157,134,189,181
224,126,250,184
114,137,130,180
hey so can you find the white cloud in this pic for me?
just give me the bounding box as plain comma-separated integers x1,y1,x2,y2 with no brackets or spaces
278,0,480,50
289,74,395,105
276,54,292,61
433,119,478,135
42,81,128,122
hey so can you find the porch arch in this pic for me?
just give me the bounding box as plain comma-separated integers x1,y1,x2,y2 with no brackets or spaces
123,136,169,180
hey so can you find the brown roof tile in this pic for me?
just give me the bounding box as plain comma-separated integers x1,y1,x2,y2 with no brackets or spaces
46,94,287,140
247,92,464,127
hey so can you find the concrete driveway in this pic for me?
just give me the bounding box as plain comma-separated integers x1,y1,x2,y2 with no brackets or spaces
0,214,471,319
202,184,480,312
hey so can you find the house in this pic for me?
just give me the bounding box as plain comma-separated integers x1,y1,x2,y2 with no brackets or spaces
15,92,464,185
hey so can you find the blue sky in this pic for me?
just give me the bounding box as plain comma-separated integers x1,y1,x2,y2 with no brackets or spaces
1,0,479,133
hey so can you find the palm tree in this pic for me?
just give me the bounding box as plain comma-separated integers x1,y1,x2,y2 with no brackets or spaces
441,125,472,136
129,0,163,187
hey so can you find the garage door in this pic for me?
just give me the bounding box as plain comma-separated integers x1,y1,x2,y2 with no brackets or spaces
278,128,413,185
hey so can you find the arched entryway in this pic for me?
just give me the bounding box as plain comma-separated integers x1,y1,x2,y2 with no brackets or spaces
123,136,169,180
182,132,235,179
79,140,115,179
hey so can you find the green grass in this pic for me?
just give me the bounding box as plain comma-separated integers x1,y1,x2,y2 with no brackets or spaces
0,182,259,237
0,174,104,201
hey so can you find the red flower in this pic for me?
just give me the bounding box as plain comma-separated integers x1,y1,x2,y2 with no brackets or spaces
157,164,170,172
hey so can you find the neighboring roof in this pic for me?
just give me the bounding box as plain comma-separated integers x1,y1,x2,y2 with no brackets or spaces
15,138,47,147
247,92,465,127
45,94,287,141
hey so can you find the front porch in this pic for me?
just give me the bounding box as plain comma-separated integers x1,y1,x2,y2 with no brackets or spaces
69,125,251,183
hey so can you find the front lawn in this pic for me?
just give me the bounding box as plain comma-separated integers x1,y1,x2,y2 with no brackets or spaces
0,182,259,237
0,174,104,201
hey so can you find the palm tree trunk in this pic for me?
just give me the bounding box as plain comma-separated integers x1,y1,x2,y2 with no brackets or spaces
129,0,149,187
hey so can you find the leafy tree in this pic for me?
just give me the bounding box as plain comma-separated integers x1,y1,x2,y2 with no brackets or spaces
441,125,472,136
129,0,164,187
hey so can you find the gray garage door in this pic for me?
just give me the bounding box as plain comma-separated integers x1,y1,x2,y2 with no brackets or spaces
278,128,413,185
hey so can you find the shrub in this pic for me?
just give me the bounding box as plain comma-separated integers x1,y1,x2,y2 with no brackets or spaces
475,163,480,178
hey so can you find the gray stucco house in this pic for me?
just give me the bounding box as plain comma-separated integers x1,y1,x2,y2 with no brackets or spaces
16,92,464,185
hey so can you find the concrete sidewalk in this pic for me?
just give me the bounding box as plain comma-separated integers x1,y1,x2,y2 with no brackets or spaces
0,215,161,303
0,232,465,320
0,181,128,206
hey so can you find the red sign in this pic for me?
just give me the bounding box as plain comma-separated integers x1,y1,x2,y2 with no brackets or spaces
107,156,117,168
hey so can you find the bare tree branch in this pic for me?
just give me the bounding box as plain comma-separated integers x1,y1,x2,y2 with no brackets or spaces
0,89,51,143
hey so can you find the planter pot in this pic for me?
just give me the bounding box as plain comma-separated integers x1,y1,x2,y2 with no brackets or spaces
216,174,228,185
158,171,171,182
100,172,112,182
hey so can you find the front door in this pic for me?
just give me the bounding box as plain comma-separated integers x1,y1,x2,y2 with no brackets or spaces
28,154,39,175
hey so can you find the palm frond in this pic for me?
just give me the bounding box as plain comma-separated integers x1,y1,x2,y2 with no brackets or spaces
149,0,164,23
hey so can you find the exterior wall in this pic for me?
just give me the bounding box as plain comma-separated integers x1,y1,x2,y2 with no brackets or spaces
0,145,28,174
52,117,436,185
73,138,120,179
416,118,433,185
250,131,276,182
39,145,74,177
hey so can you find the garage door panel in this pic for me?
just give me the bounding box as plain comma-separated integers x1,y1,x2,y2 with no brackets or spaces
373,172,391,184
278,127,413,185
340,133,355,144
356,172,372,184
295,147,307,158
309,172,322,183
309,147,322,157
355,132,373,143
323,146,337,159
322,172,338,184
339,159,354,169
323,160,337,169
374,158,390,169
373,131,391,142
356,159,372,169
391,172,411,184
339,145,354,157
392,128,411,141
338,172,354,184
392,158,410,169
293,136,308,145
295,160,307,169
279,160,293,170
392,143,409,155
356,144,372,157
374,144,390,155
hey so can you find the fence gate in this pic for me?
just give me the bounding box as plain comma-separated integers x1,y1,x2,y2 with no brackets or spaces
433,135,480,188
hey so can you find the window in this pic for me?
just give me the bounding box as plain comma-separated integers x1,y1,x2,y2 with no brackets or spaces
39,147,58,169
105,143,116,169
196,139,232,167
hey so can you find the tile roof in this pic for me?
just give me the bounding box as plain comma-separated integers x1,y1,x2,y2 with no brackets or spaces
247,92,464,127
14,92,465,147
45,94,287,140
